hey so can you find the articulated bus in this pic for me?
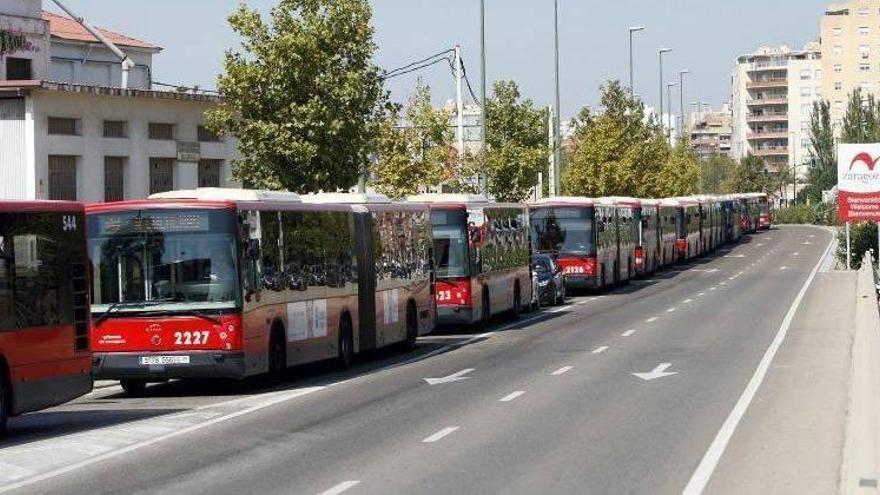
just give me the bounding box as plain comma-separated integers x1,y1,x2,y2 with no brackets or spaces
749,193,772,230
657,200,680,268
410,194,531,325
87,189,434,396
674,198,703,262
720,196,744,245
0,201,92,433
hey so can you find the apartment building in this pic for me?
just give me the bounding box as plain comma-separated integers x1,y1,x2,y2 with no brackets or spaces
730,44,822,177
687,104,732,160
821,0,880,128
0,0,240,201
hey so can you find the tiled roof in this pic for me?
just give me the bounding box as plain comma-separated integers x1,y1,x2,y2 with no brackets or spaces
42,11,161,51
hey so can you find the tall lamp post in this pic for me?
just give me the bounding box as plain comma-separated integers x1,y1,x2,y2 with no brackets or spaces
658,48,672,126
628,26,645,97
678,69,690,138
666,82,678,140
479,0,488,195
553,0,562,196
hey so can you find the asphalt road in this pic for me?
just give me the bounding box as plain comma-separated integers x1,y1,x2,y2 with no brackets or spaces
0,226,836,495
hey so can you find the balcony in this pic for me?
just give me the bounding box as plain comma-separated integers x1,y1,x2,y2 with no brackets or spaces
746,78,788,89
752,146,789,157
747,97,788,107
747,131,789,140
747,113,788,123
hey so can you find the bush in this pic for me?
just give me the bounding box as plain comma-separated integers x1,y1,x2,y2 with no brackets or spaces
773,203,840,226
836,222,877,269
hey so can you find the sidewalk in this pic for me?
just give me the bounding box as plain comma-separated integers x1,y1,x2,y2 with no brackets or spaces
707,270,857,495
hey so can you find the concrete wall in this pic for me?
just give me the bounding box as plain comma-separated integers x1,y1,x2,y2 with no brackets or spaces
24,89,240,202
49,42,153,89
0,11,50,81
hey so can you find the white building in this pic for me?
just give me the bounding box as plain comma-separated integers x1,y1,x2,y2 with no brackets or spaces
0,0,240,202
730,43,822,178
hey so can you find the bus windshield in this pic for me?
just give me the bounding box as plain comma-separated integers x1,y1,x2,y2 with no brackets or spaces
431,210,469,278
758,198,769,215
88,208,240,313
531,207,595,256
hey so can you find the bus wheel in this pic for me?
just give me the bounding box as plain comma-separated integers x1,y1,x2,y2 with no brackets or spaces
120,379,147,398
268,326,287,381
337,316,354,369
404,303,418,351
0,367,9,435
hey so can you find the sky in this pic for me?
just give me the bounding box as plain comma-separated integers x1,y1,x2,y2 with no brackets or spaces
46,0,830,119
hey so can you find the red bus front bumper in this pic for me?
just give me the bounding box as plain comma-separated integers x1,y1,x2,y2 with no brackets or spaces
563,274,601,290
436,305,477,325
93,350,247,381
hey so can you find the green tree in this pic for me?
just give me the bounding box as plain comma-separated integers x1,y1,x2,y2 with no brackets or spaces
724,154,789,194
842,87,880,143
207,0,388,192
801,100,837,203
699,154,738,194
372,82,455,198
658,139,700,197
563,80,671,197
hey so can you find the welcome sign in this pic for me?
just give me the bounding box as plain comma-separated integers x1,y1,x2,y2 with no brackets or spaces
838,143,880,222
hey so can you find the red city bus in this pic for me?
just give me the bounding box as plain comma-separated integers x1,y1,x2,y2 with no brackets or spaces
410,194,531,326
657,200,680,269
635,199,660,276
672,198,702,262
0,201,92,433
749,193,772,230
87,189,434,396
597,198,638,284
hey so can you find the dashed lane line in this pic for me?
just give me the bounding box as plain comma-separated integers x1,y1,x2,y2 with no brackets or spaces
622,329,636,337
551,366,573,376
499,391,526,403
319,481,361,495
646,317,659,323
422,427,460,443
592,346,609,354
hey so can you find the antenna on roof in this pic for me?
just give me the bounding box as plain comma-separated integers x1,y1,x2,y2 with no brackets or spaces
49,0,136,89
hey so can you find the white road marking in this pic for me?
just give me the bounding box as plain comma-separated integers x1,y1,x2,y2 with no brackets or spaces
792,252,800,257
622,329,636,337
756,243,765,247
802,241,812,245
719,282,727,286
710,287,717,291
423,427,460,443
728,275,738,280
632,363,678,381
592,346,609,354
682,234,835,495
500,391,526,402
697,292,706,297
667,307,677,313
319,481,361,495
547,305,569,314
552,366,573,376
646,317,659,323
780,266,787,271
424,368,474,386
683,299,693,304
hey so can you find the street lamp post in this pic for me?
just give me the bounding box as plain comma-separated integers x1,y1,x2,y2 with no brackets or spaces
628,26,644,98
658,48,672,127
666,82,677,140
480,0,488,195
553,0,562,196
678,69,690,139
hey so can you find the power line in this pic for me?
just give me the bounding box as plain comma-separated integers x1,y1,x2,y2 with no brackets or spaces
384,49,454,79
455,54,482,106
383,56,452,81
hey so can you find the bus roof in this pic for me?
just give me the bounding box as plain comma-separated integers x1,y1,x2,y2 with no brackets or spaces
300,192,391,204
407,193,491,205
149,187,302,203
596,196,642,207
529,196,594,207
0,200,83,213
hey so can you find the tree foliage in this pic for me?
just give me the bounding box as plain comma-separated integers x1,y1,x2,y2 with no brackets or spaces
842,88,880,143
698,154,738,194
562,80,697,198
724,154,789,195
207,0,388,192
800,100,837,203
372,82,455,198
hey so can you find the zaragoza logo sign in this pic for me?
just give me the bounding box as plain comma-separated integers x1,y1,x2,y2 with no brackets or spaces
838,143,880,222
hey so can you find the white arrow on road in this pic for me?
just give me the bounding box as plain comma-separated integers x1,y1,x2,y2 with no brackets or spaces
632,363,678,381
425,368,474,385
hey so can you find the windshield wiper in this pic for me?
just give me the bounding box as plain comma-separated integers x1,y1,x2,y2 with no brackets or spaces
92,301,160,327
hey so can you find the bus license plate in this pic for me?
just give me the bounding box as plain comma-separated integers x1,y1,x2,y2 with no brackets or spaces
140,356,190,366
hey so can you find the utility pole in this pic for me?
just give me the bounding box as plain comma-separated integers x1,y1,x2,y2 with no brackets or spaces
553,0,563,196
678,69,690,141
547,105,555,198
667,82,677,142
455,45,465,159
480,0,488,196
658,48,672,129
628,27,645,98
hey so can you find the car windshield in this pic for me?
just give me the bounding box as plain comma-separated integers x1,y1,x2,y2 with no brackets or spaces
88,208,241,313
533,256,552,273
431,209,469,278
531,207,595,256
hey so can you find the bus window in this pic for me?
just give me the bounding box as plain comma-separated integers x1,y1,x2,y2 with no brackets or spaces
431,210,469,279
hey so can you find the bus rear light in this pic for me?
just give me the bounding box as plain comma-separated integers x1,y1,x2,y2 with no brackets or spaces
436,278,471,306
634,247,645,267
676,239,688,254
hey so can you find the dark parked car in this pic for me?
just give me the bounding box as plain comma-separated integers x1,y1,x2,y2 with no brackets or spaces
532,254,565,307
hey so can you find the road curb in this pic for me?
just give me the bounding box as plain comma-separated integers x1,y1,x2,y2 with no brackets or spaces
840,253,880,494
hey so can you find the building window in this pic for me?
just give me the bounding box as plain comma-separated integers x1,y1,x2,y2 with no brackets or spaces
149,158,174,194
801,138,810,149
48,117,79,136
148,123,175,140
860,26,870,36
834,27,843,36
801,86,811,97
800,69,811,80
859,7,870,16
197,125,221,142
5,57,32,80
861,63,871,73
816,69,822,80
48,155,77,200
816,86,823,98
198,159,223,187
835,81,843,91
862,45,871,60
834,64,843,73
103,120,127,138
103,157,126,202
